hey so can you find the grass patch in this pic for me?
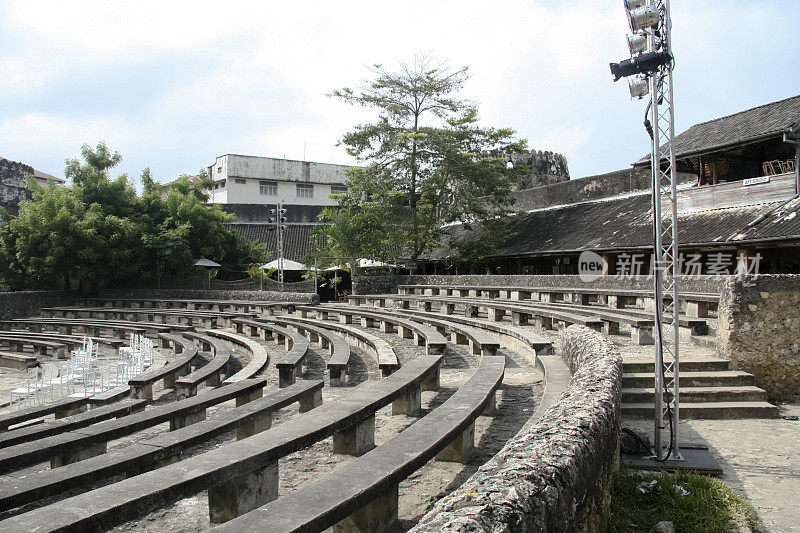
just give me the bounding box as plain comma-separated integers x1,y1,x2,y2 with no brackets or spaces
605,468,760,532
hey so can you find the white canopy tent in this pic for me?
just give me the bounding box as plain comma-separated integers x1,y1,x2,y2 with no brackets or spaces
261,258,307,271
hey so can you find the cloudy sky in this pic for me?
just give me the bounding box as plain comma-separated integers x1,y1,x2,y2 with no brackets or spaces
1,0,797,187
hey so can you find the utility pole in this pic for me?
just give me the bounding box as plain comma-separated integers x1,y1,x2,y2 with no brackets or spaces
269,202,288,287
611,0,682,461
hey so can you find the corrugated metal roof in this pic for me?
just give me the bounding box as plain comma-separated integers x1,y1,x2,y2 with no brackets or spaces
228,223,325,262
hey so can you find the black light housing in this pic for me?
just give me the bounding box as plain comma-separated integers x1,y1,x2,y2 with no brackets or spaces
610,50,671,81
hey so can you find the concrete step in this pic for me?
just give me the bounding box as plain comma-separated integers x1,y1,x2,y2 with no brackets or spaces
690,335,717,348
622,370,754,388
622,385,768,404
623,359,730,373
622,401,779,419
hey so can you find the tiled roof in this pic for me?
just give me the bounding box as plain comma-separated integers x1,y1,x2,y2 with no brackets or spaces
422,192,790,260
733,196,800,243
636,93,800,163
221,204,326,223
228,223,325,262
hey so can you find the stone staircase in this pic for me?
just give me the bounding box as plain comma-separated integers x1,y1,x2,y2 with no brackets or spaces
622,358,779,419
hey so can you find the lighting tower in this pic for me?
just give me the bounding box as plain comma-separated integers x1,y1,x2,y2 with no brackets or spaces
269,203,288,284
610,0,681,461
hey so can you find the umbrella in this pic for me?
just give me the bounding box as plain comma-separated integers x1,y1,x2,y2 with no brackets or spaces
357,258,395,268
261,258,308,271
194,257,221,268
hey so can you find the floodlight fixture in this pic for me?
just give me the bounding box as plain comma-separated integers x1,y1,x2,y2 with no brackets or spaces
624,0,647,10
628,76,649,99
627,5,660,32
627,33,649,55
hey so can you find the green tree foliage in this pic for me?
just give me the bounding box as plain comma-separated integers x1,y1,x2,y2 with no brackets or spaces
308,204,389,276
331,54,528,270
0,143,265,290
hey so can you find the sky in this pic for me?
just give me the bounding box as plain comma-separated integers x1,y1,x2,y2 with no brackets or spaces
1,0,798,187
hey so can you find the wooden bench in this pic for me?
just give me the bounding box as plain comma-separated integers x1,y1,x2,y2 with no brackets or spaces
214,356,505,532
282,313,400,377
231,318,308,388
263,317,351,385
0,335,67,358
128,334,198,400
174,331,232,399
0,398,146,449
0,380,325,513
0,377,269,474
206,330,270,384
299,305,448,356
0,355,444,529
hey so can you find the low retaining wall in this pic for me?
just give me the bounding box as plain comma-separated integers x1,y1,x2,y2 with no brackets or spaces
103,288,318,304
718,274,800,398
353,274,725,295
0,291,76,320
412,325,622,532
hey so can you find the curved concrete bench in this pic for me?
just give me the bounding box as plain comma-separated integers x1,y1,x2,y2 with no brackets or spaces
0,379,324,513
174,331,232,399
0,335,67,358
0,355,444,530
214,356,505,532
0,330,124,348
283,314,399,377
41,306,253,329
0,396,92,431
0,377,268,474
231,318,309,388
207,330,270,384
300,305,447,356
0,398,146,449
3,317,192,338
81,297,283,316
0,351,37,370
129,334,198,400
264,317,351,385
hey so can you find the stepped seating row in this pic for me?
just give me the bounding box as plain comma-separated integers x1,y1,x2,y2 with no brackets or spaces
1,317,192,338
0,379,324,514
0,335,67,358
216,355,506,533
79,296,293,315
397,284,719,318
0,351,37,369
0,376,269,474
0,330,124,348
206,329,271,385
232,318,310,387
263,317,351,384
280,313,400,377
175,331,232,398
0,355,443,530
130,333,198,400
40,306,255,329
296,304,447,355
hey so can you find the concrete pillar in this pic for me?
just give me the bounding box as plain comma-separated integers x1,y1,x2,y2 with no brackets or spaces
208,461,279,524
236,387,264,407
686,301,709,318
421,365,440,392
512,312,528,326
333,414,375,456
632,326,654,345
451,331,468,345
380,320,395,334
298,388,323,413
441,303,455,315
130,382,153,401
482,391,499,416
170,407,206,430
603,321,620,335
534,316,553,330
466,305,479,318
487,308,505,322
55,404,88,419
51,441,107,468
392,386,421,415
417,301,432,312
436,422,474,463
237,411,274,440
334,484,398,533
361,317,375,329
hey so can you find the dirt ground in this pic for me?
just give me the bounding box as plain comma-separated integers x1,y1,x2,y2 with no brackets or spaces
0,320,547,532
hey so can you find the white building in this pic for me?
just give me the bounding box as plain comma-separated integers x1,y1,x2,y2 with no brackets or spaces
206,154,351,206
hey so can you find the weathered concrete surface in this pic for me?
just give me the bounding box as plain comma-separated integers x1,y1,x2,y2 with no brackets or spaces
718,275,800,398
0,290,76,320
411,325,622,532
104,288,318,303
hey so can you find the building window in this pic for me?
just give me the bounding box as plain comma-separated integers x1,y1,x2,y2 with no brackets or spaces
330,185,348,195
296,184,314,198
234,178,246,184
217,166,222,173
260,181,277,196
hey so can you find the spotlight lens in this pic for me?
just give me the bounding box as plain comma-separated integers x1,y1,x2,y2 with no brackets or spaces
627,33,648,55
628,5,660,32
628,77,649,99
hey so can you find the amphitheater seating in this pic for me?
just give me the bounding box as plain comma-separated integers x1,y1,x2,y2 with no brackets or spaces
0,396,98,431
0,355,443,530
0,335,67,358
0,351,37,369
278,314,400,377
296,305,447,356
263,316,351,385
40,306,255,329
2,317,191,338
0,377,269,473
80,297,283,315
213,355,505,532
231,318,309,387
129,333,198,400
0,398,146,448
0,379,324,513
174,331,232,398
206,329,270,384
0,330,124,348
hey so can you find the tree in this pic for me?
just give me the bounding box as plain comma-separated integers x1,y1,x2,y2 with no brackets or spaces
331,54,528,271
308,204,388,277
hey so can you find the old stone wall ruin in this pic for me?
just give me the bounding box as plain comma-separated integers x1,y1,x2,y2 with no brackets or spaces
718,274,800,398
0,157,33,216
0,291,76,321
411,325,622,532
510,150,570,189
104,288,319,304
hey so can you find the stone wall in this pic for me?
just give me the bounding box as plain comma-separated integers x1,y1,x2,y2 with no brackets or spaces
411,325,622,532
0,291,76,320
353,274,725,295
103,288,319,304
0,157,34,216
718,274,800,398
509,150,570,189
